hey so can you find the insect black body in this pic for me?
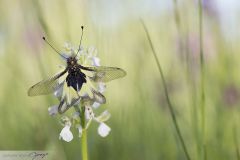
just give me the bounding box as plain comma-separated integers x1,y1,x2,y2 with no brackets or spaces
66,57,86,92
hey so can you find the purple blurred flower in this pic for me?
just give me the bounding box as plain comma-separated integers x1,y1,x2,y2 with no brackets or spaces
175,32,216,73
223,85,240,107
23,25,43,55
195,0,219,19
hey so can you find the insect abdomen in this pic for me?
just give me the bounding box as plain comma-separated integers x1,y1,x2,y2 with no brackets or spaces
66,70,86,92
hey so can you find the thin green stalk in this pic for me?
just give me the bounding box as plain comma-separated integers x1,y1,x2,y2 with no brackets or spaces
234,124,240,160
172,2,200,157
172,0,185,66
141,20,191,160
198,0,206,159
172,0,181,33
185,23,200,159
81,129,88,160
81,107,88,160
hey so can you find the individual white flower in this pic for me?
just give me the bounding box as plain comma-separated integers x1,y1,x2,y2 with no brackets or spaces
54,81,64,98
63,42,73,51
48,105,58,116
59,117,73,142
80,102,111,138
86,46,100,66
62,42,85,60
59,122,73,142
85,106,94,120
87,46,97,57
92,102,101,109
72,111,80,120
95,110,111,137
97,82,106,93
98,123,111,137
95,110,111,122
92,57,100,66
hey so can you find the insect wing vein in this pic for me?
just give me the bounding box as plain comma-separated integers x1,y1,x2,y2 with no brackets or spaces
82,66,126,83
28,70,67,96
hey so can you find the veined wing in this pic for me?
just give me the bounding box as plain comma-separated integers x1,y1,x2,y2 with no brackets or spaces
28,69,67,96
57,88,106,114
91,89,106,104
58,97,80,114
81,66,126,83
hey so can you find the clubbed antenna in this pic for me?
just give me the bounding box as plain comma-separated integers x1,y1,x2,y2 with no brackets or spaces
76,26,84,57
42,36,67,59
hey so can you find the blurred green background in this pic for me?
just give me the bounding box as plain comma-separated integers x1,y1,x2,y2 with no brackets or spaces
1,0,240,159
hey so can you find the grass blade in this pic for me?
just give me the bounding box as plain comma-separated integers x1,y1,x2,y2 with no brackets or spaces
141,20,191,160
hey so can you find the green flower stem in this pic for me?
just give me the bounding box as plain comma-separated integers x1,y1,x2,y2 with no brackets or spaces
141,20,191,160
81,129,88,160
198,0,207,159
81,107,89,160
234,125,240,160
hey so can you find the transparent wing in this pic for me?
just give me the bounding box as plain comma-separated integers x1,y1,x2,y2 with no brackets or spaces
28,70,67,96
58,97,80,114
81,66,126,83
57,88,106,114
75,75,106,104
91,89,106,104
